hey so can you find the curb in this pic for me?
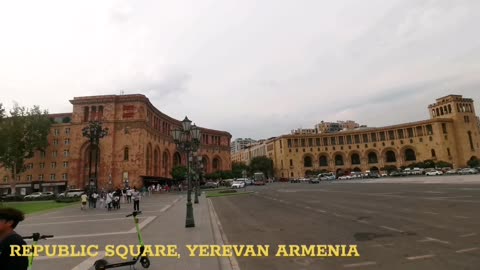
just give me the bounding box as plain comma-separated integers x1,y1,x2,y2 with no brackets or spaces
208,198,241,270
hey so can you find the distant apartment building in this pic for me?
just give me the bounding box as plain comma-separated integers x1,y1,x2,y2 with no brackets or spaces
231,138,256,154
231,139,275,165
291,128,317,135
315,120,361,134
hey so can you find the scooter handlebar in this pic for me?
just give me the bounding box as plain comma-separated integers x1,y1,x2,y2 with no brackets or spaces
22,233,54,240
126,211,142,217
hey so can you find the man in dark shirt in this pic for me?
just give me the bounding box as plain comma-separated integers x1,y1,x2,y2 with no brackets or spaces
0,208,28,270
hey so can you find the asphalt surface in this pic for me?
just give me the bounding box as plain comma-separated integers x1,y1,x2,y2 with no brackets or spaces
211,175,480,270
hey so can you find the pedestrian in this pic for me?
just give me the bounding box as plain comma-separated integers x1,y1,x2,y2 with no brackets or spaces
132,187,141,211
165,185,170,193
126,187,132,203
92,191,98,208
178,183,182,192
106,191,113,211
81,193,88,210
98,192,105,209
0,208,28,270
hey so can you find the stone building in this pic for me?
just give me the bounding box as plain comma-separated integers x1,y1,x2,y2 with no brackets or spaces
260,95,480,178
0,94,231,194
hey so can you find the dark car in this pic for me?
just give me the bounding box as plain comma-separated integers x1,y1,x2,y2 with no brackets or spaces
309,178,320,184
390,171,404,177
367,172,381,178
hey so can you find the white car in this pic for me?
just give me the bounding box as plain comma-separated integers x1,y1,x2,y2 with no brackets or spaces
426,170,443,176
24,192,43,199
231,181,246,189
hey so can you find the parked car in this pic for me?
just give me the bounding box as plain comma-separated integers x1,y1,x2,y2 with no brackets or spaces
390,171,404,177
426,170,443,176
318,173,336,181
458,168,478,175
445,169,458,175
24,192,44,199
203,182,219,189
367,172,381,178
309,178,320,184
57,189,84,198
231,180,246,189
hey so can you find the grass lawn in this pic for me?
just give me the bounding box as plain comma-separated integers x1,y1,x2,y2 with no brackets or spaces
206,190,254,198
1,200,76,214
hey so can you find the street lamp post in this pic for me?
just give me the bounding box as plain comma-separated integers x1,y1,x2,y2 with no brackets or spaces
193,155,203,204
82,121,108,192
172,117,201,228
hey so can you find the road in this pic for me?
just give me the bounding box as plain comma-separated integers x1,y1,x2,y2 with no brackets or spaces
211,175,480,270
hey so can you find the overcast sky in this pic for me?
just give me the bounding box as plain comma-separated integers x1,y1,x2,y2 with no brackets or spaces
1,0,480,139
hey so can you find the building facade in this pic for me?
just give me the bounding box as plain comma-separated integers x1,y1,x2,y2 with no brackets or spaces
315,120,361,134
248,95,480,178
230,138,256,154
1,94,231,194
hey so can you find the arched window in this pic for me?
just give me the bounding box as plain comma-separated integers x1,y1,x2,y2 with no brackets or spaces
335,155,344,166
304,156,312,167
468,131,474,151
84,106,89,122
386,150,396,163
351,154,360,165
405,149,416,161
98,106,104,120
368,152,378,164
431,149,436,158
448,104,452,114
319,155,328,167
123,147,129,161
173,152,182,167
213,157,221,171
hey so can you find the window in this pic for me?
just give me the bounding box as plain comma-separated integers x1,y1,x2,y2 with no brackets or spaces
50,174,56,180
54,129,60,136
315,138,320,146
447,148,451,156
347,135,352,144
405,149,416,161
51,162,56,169
124,147,129,161
416,126,423,136
351,154,360,165
379,132,386,141
468,131,474,151
39,163,45,169
426,125,433,135
53,139,58,145
371,133,377,142
26,175,32,181
354,135,360,144
301,139,306,147
289,159,293,167
362,134,369,143
431,149,436,158
397,129,404,139
464,116,470,123
388,131,395,140
84,106,90,122
386,151,396,163
27,163,33,170
407,128,414,138
323,138,329,146
40,151,46,158
64,150,69,157
65,128,70,135
64,138,70,145
335,155,344,166
339,136,344,145
287,139,292,148
308,138,313,147
319,156,328,166
368,152,378,164
3,176,8,183
38,174,44,181
62,173,68,180
330,137,336,145
442,123,447,134
52,151,57,158
63,161,69,168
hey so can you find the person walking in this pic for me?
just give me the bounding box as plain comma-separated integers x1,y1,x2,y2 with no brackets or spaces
81,193,88,210
0,208,28,270
126,188,132,203
106,191,113,211
132,187,141,211
92,191,98,209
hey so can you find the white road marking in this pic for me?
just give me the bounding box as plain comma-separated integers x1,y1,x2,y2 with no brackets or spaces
380,226,404,233
71,251,106,270
418,237,450,244
22,216,147,226
357,220,370,224
343,261,377,268
423,211,439,215
128,216,157,233
406,254,435,260
455,247,479,253
460,233,477,238
453,215,470,219
316,209,327,213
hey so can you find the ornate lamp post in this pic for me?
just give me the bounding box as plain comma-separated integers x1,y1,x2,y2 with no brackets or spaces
82,121,108,192
172,117,201,228
192,155,203,204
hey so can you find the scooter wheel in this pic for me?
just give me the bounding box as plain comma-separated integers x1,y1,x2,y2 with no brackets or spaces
140,257,150,268
94,259,109,270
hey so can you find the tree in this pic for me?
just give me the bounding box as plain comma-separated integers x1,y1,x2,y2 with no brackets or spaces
232,162,249,178
62,116,71,123
171,166,188,181
0,104,51,194
435,160,452,168
467,157,479,168
249,156,274,178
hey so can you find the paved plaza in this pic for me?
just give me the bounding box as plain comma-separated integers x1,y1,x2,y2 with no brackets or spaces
212,175,480,270
16,193,232,270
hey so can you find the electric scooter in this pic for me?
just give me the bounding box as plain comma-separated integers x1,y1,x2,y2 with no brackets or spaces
94,211,150,270
22,233,54,270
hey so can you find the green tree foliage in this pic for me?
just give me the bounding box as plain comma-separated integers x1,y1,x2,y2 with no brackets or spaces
381,165,398,173
0,104,51,194
467,157,479,168
231,162,249,178
249,156,274,178
62,116,71,123
171,166,188,181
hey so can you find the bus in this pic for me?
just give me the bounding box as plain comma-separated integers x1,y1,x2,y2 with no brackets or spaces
253,172,266,185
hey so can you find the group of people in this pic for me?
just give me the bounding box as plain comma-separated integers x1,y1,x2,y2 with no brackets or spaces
80,186,142,212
